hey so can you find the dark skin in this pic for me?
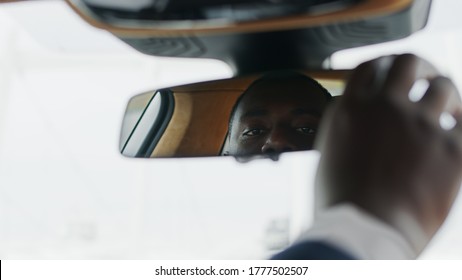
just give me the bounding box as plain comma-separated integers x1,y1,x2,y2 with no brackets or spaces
315,54,462,254
226,78,331,157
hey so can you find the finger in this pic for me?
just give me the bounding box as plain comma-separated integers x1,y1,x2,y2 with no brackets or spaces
448,109,462,158
381,54,440,100
343,56,393,102
314,101,341,152
419,76,461,119
450,106,462,133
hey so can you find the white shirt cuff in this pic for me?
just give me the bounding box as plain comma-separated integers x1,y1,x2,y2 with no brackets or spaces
296,203,417,259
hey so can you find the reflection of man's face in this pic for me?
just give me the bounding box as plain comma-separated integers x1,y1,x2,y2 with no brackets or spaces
226,76,331,156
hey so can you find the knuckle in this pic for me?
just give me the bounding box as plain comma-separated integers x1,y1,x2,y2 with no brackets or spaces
430,76,455,90
356,55,396,72
415,113,436,133
391,54,421,73
356,59,379,73
446,136,462,159
395,53,419,64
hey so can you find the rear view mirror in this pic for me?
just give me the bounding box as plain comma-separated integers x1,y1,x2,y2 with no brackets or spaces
120,70,349,159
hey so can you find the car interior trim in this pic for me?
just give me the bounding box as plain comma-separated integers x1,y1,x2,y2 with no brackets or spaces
136,90,175,157
66,0,413,37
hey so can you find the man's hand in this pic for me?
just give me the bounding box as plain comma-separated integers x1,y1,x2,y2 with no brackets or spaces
315,54,462,253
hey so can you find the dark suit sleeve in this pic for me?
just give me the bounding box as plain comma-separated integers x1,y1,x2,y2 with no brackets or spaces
271,241,356,260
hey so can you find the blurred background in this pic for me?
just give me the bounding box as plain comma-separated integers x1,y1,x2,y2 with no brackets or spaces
0,0,461,259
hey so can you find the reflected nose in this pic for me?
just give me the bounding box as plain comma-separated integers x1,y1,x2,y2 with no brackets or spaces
261,129,296,154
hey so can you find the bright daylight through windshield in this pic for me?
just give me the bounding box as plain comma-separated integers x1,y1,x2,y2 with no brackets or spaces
0,0,462,259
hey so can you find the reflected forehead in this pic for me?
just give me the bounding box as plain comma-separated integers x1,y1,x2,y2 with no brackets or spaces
239,108,269,119
239,107,320,118
243,78,326,102
235,82,328,118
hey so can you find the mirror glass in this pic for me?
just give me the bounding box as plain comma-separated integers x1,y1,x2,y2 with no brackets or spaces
120,70,348,159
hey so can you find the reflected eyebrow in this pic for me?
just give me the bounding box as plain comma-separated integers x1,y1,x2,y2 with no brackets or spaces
291,108,322,117
240,109,269,120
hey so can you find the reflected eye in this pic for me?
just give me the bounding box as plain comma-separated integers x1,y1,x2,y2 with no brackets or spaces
243,128,265,137
296,127,316,135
